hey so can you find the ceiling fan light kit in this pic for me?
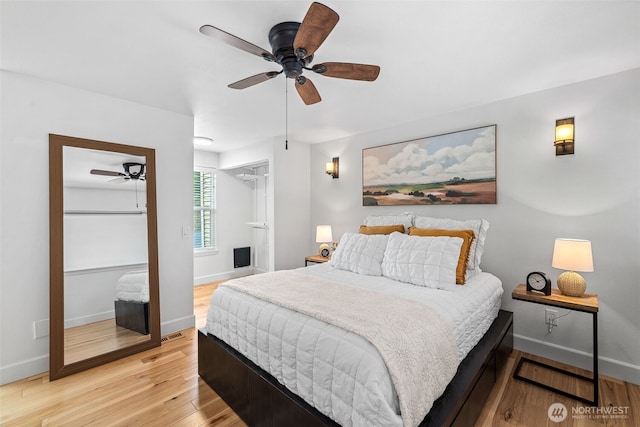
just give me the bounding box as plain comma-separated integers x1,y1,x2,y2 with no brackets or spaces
90,162,146,182
199,2,380,106
123,163,145,180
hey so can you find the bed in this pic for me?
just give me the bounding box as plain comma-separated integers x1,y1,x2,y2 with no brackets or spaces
198,215,513,426
114,269,149,335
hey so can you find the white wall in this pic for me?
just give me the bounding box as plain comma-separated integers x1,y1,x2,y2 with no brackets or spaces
310,68,640,384
64,187,148,270
64,266,144,329
219,142,276,271
218,139,312,271
193,150,255,284
0,71,195,385
272,140,311,270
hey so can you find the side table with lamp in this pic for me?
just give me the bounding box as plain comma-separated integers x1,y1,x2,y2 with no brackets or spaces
512,238,599,406
306,225,333,265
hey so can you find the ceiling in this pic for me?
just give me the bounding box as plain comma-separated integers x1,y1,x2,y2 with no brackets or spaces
63,145,147,190
2,1,639,153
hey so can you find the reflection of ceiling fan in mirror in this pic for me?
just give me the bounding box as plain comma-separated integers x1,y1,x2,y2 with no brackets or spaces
199,1,380,105
90,162,146,184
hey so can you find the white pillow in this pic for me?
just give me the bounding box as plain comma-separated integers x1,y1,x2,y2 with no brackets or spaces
329,233,389,276
364,213,414,233
381,232,462,290
413,216,489,277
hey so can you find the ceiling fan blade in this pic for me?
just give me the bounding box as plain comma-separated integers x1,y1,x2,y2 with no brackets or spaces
293,2,339,59
295,76,321,105
199,25,276,61
228,71,281,89
108,176,128,184
313,62,380,81
90,169,125,177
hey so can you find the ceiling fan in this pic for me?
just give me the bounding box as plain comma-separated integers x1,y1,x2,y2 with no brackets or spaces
199,2,380,105
90,162,146,184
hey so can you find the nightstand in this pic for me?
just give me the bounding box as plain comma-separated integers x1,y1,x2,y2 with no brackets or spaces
512,284,599,405
305,255,331,266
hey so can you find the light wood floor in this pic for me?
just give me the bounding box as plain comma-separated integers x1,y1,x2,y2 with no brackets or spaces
64,318,151,365
2,282,638,426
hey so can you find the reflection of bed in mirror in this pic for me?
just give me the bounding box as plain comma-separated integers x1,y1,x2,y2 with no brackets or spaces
63,263,151,365
62,183,151,365
114,270,150,334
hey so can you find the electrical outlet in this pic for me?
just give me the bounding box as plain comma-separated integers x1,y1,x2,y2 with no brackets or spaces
33,319,49,339
545,308,559,327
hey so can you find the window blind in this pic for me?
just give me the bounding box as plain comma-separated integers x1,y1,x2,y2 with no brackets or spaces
193,170,216,249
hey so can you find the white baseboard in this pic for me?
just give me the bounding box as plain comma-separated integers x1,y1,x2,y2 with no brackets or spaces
514,334,640,385
161,315,195,336
1,314,197,386
0,354,48,386
193,267,254,286
64,310,114,329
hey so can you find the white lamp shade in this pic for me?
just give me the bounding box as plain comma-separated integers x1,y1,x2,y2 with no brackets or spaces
325,162,334,174
552,238,594,272
316,225,333,243
555,123,574,141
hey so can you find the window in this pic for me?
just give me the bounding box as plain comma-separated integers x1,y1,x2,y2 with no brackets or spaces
193,169,216,250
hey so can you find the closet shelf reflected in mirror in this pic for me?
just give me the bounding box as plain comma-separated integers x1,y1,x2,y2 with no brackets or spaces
64,210,146,215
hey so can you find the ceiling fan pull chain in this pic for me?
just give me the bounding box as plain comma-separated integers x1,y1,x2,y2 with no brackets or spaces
285,79,288,150
135,181,138,208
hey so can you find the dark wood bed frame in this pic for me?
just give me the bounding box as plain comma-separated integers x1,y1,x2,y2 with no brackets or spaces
198,309,513,426
114,300,149,335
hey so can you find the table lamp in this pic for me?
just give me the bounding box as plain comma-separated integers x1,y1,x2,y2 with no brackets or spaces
316,225,333,258
551,238,594,297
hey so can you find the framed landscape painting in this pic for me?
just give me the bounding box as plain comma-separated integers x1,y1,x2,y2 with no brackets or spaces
363,125,496,206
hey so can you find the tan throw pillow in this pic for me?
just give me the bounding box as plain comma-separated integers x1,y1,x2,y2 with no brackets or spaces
408,228,475,285
359,224,405,235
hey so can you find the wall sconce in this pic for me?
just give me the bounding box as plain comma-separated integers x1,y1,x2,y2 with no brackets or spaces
554,117,574,156
325,157,339,179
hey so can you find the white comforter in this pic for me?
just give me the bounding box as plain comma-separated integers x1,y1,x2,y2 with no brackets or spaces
221,270,458,427
115,270,149,302
207,264,503,426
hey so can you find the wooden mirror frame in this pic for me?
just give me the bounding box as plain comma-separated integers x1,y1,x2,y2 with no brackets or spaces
49,134,161,380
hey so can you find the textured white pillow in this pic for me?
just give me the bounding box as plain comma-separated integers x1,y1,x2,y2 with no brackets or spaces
413,216,489,277
329,233,389,276
364,213,414,233
381,232,462,290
